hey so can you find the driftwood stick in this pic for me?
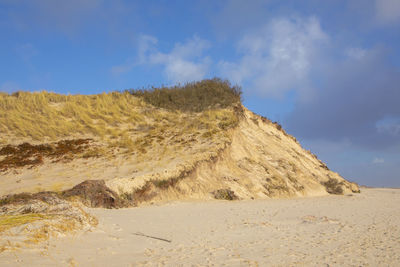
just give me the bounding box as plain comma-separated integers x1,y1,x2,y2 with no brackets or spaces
133,232,172,243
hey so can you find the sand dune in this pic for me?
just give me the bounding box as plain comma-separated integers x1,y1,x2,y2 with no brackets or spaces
0,89,359,203
0,188,398,266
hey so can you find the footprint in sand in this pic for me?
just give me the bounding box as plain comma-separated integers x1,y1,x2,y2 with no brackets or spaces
301,215,341,225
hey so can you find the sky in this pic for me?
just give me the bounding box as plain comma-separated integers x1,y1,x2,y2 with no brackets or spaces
0,0,399,187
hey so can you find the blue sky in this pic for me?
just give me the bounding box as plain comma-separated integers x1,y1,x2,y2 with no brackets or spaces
1,0,399,187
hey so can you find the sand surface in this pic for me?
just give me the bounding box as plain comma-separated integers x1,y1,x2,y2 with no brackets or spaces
0,188,399,266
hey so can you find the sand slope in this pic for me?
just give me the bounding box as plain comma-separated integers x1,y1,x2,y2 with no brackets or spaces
1,106,359,203
106,107,360,203
1,188,398,266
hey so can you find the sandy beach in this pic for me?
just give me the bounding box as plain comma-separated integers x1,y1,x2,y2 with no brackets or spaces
0,188,399,266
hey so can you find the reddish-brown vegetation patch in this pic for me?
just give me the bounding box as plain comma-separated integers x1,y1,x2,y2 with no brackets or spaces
0,139,94,172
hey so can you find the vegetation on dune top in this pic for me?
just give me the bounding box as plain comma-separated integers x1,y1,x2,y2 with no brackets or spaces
0,90,145,141
130,78,242,112
0,79,241,157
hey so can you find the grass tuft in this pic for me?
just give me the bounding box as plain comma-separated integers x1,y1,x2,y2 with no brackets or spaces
130,78,242,112
212,189,238,200
322,178,344,195
0,214,51,232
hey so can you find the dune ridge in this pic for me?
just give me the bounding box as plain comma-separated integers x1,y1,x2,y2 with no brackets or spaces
0,79,359,252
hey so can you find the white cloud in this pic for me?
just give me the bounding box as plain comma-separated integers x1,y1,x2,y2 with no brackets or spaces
111,35,157,76
345,47,367,60
137,35,158,64
112,35,211,84
372,157,385,164
219,16,328,99
158,57,211,84
147,36,211,84
376,0,400,24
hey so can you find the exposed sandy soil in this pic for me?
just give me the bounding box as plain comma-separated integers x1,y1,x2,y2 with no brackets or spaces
0,188,399,266
0,107,359,203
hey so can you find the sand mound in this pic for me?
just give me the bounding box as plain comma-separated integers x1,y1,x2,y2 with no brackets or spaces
62,180,132,208
0,192,97,252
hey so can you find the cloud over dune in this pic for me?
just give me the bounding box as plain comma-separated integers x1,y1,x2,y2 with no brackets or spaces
112,35,211,84
219,16,328,99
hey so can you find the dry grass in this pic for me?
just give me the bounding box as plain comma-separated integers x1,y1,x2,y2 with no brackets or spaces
0,81,242,178
322,178,344,195
0,214,51,232
130,78,242,112
0,91,144,142
0,193,98,251
24,218,78,244
1,88,240,154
